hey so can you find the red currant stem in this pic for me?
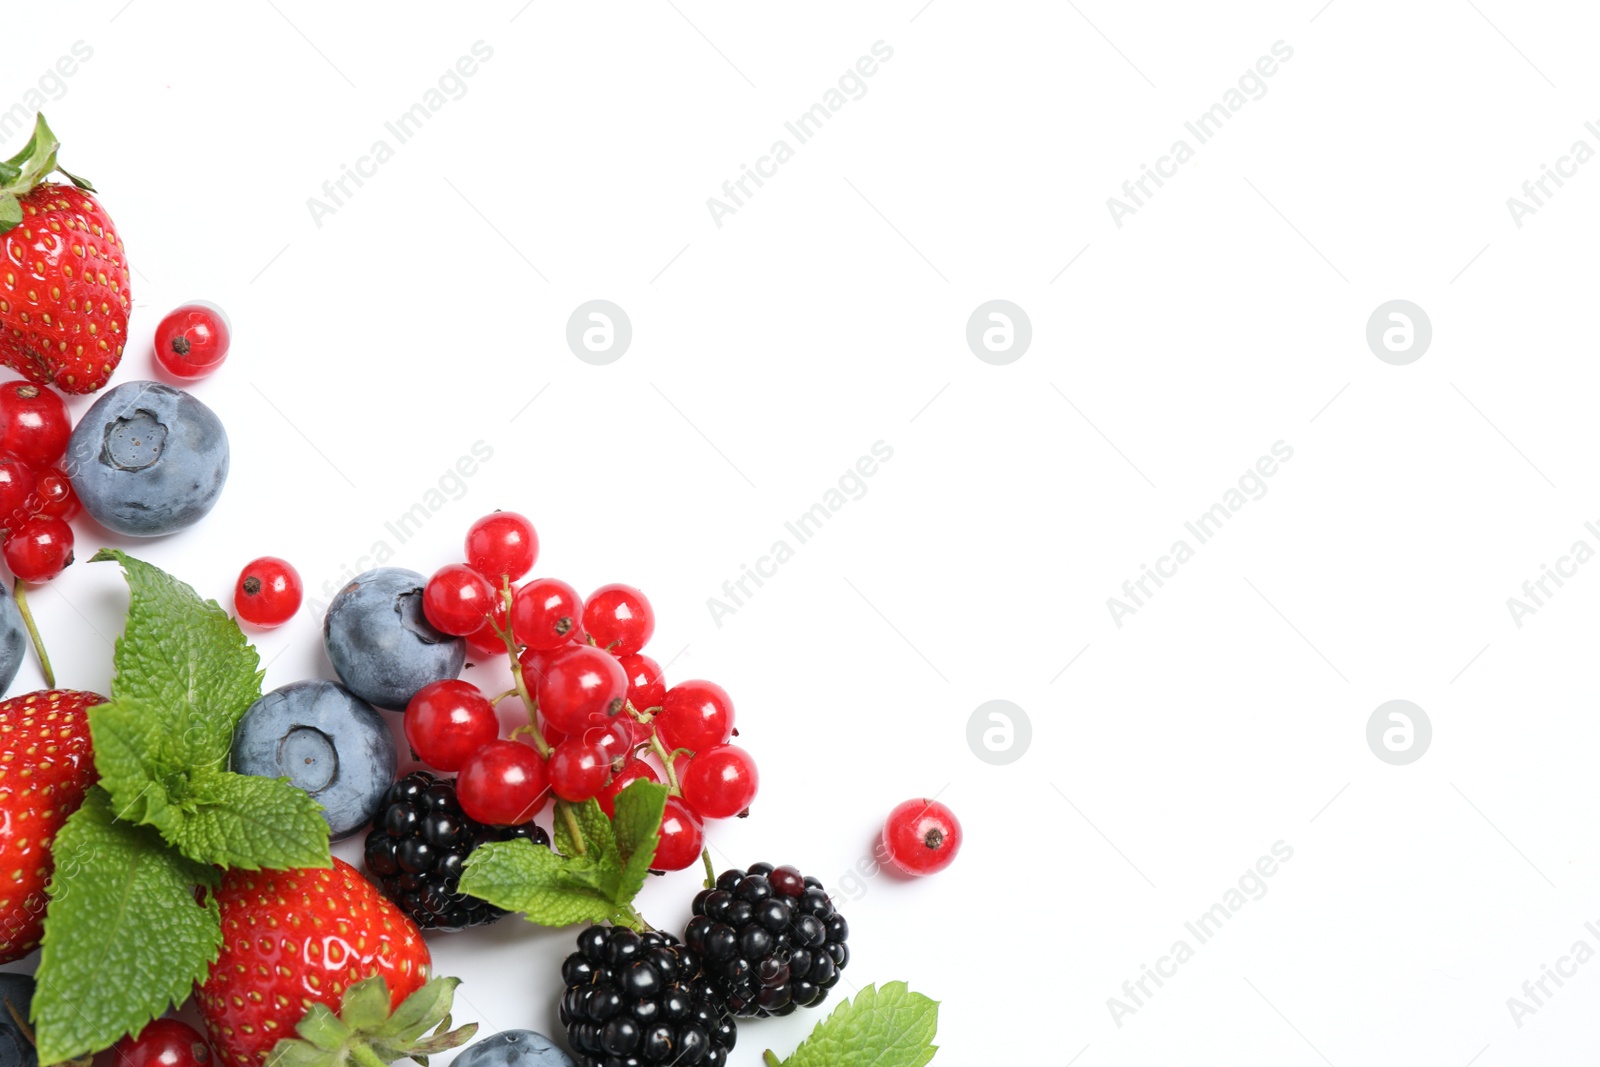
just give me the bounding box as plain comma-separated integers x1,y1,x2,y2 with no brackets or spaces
762,1052,782,1067
488,687,518,707
497,578,551,758
12,582,52,689
558,802,587,856
701,848,716,889
647,731,684,796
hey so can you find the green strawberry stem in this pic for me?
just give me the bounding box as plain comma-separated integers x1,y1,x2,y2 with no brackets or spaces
13,581,53,688
0,114,94,237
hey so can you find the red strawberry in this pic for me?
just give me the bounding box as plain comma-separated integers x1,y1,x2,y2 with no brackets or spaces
0,688,103,963
0,114,129,394
196,858,432,1067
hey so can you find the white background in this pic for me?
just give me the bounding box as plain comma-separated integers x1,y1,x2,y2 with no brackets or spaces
4,1,1600,1064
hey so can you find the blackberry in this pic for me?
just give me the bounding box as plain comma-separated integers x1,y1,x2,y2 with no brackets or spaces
684,862,850,1018
559,926,736,1067
363,770,549,931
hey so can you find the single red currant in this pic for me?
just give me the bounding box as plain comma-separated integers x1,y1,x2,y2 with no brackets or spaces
655,680,734,756
882,798,963,876
422,563,496,636
404,679,500,772
681,744,759,820
618,652,666,714
652,797,704,871
536,645,627,735
466,511,538,582
3,515,72,581
583,716,637,771
583,583,655,656
464,594,511,658
233,556,302,628
153,302,231,379
113,1018,213,1067
457,740,549,825
511,577,584,651
0,382,70,468
548,738,611,802
0,456,36,528
33,466,80,521
597,760,659,818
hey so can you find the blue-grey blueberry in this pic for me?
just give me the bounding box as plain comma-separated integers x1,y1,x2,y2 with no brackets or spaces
65,380,229,537
232,679,396,840
0,587,27,698
453,1031,574,1067
323,567,464,710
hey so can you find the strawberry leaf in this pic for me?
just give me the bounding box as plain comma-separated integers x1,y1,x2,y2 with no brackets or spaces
767,983,939,1067
32,788,222,1065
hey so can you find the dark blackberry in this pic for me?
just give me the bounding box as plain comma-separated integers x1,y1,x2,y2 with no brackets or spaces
363,770,549,931
559,926,736,1067
684,862,850,1017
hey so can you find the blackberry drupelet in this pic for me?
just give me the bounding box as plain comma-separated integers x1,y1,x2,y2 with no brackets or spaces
684,862,850,1018
364,770,549,931
559,926,736,1067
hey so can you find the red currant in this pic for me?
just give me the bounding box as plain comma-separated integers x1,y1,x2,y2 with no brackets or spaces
597,760,659,818
511,577,583,651
233,556,302,628
464,594,511,658
3,515,71,581
882,798,963,876
113,1018,213,1067
655,680,734,756
0,456,36,528
33,466,80,521
583,583,655,656
422,564,496,636
681,744,759,820
0,382,69,468
465,511,538,582
652,797,704,871
548,738,611,802
153,302,230,379
404,679,499,772
618,653,666,714
457,739,548,825
536,645,627,735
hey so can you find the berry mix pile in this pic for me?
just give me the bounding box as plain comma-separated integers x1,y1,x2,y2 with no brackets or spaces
0,115,957,1067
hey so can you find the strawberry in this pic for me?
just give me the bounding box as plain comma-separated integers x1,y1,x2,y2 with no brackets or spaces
196,858,434,1067
0,688,103,963
0,114,129,394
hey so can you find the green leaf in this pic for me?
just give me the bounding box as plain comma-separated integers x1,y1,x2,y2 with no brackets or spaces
0,193,20,234
458,838,619,927
164,769,331,870
87,697,182,835
554,798,617,863
610,780,667,902
92,548,264,772
771,983,939,1067
32,788,222,1065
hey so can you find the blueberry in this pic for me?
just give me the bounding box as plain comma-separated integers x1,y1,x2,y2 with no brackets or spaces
0,974,34,1067
231,680,396,840
0,588,28,698
452,1030,574,1067
64,381,229,537
323,568,464,710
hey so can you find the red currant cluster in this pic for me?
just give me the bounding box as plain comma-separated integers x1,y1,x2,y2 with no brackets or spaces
404,511,759,872
0,382,82,582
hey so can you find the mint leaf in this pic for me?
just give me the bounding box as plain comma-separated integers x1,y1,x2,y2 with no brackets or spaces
554,798,617,862
610,780,667,902
91,548,263,770
459,837,619,927
32,787,222,1065
771,983,939,1067
164,769,330,870
87,697,183,835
